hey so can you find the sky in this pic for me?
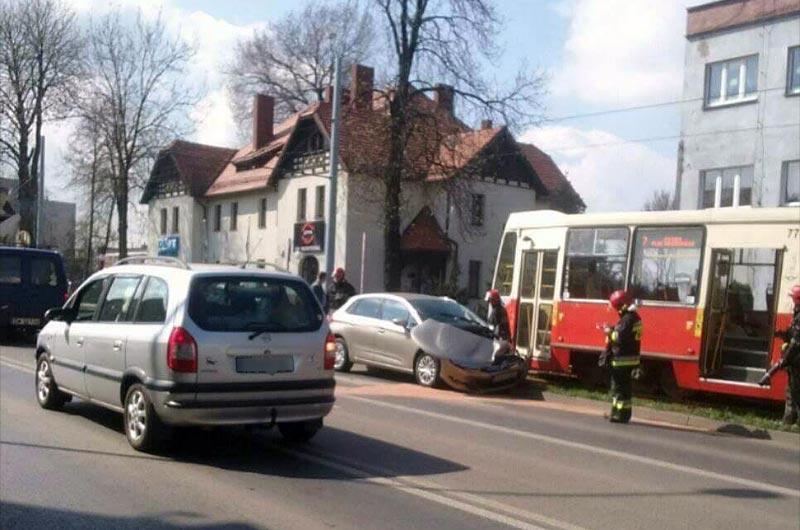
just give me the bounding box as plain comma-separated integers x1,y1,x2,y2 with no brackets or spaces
34,0,698,241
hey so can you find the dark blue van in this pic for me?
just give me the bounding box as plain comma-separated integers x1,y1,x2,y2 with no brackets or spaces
0,247,68,334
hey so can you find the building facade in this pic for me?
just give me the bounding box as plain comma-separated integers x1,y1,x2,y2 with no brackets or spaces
142,64,582,300
676,0,800,210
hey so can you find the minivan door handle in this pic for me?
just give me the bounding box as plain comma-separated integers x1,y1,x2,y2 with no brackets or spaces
75,338,84,347
112,340,123,351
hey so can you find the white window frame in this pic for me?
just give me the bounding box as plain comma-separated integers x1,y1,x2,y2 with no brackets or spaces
788,46,800,96
699,165,753,208
781,160,800,206
705,55,758,108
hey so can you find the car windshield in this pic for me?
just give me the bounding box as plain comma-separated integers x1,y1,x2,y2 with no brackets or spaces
410,298,486,327
188,276,324,332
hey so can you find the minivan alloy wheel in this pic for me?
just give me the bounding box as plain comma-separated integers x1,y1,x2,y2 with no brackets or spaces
35,355,69,409
37,359,52,402
126,389,148,442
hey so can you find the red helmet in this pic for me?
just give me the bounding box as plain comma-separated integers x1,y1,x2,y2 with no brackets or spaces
609,290,631,311
788,285,800,305
485,289,501,304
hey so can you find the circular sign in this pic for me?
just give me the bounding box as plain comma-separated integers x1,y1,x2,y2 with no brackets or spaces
301,223,315,246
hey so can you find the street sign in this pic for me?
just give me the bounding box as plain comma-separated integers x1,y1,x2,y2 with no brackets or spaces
293,221,325,252
157,236,180,257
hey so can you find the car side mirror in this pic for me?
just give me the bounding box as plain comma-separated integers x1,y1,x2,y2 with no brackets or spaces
391,317,408,327
45,307,77,323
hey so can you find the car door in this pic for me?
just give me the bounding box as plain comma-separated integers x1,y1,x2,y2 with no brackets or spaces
52,277,107,395
84,275,142,406
345,297,384,363
124,276,171,386
374,298,418,369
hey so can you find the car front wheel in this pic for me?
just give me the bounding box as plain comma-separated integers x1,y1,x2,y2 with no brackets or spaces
414,353,440,388
124,383,167,452
333,337,353,372
35,355,70,410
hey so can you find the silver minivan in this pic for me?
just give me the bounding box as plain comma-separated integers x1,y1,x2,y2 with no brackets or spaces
35,258,335,451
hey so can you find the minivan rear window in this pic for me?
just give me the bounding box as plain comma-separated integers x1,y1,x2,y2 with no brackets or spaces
0,256,22,284
189,276,324,332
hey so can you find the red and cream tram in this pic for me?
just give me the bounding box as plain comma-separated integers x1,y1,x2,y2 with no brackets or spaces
492,207,800,401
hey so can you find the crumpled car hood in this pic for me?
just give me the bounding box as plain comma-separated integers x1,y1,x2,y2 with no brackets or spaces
410,319,496,369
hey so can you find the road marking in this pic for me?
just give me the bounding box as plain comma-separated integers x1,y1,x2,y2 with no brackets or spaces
343,394,800,499
272,443,572,530
294,444,586,530
0,358,34,374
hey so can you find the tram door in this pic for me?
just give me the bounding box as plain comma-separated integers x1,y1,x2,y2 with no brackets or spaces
516,250,558,359
701,250,732,376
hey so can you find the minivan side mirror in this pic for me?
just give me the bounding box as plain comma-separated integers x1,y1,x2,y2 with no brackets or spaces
391,317,407,327
44,307,77,323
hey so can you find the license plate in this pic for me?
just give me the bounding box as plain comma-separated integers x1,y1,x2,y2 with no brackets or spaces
235,355,294,374
492,371,517,383
12,317,40,326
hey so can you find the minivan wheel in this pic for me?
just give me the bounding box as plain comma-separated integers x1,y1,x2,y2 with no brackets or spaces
278,419,322,443
333,337,353,372
124,384,167,452
414,353,440,388
35,355,70,410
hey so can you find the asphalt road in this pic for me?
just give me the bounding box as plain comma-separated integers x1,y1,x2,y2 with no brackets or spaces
1,342,799,530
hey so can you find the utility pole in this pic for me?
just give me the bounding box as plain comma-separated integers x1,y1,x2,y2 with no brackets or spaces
35,135,45,247
324,55,342,283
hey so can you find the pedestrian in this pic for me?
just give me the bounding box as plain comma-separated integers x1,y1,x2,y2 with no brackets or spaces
485,289,511,362
600,290,642,424
759,285,800,426
328,267,356,312
310,271,328,312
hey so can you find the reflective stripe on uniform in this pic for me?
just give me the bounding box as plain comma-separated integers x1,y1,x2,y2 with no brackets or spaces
611,355,640,368
613,400,632,410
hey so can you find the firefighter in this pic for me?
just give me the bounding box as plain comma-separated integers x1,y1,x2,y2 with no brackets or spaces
759,285,800,426
601,290,642,424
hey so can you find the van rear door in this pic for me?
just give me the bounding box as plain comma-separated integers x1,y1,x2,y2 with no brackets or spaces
27,254,68,324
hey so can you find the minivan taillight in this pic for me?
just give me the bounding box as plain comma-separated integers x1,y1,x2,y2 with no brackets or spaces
167,327,197,373
324,333,336,370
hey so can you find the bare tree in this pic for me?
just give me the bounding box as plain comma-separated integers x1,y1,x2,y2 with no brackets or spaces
81,11,198,259
643,189,674,211
0,0,83,245
372,0,546,289
227,1,376,125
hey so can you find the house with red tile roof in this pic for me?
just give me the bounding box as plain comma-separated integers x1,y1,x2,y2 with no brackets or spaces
142,64,581,298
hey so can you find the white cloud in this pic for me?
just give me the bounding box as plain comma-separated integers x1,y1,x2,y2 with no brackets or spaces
521,125,676,212
553,0,691,107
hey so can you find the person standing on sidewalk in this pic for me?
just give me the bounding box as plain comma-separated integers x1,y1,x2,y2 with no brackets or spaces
328,267,356,313
310,272,328,313
601,290,642,424
760,285,800,426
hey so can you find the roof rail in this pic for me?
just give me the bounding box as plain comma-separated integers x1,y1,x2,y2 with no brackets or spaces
113,256,191,270
239,260,289,273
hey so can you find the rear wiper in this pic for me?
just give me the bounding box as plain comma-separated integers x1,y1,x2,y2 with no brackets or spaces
245,322,287,340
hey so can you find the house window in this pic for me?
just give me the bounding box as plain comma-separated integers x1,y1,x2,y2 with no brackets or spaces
230,202,238,231
468,260,481,299
700,166,753,208
258,198,267,228
315,185,325,220
705,55,758,107
159,208,167,235
171,206,179,234
297,188,307,222
788,46,800,95
782,160,800,205
470,194,485,227
214,204,221,232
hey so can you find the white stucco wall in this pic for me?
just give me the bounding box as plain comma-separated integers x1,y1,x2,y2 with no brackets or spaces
678,15,800,209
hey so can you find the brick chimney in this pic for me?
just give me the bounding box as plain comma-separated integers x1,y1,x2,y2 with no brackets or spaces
434,84,455,114
252,94,274,150
350,64,374,109
480,119,493,130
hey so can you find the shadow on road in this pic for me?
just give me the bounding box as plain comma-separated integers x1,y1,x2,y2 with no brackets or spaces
410,485,783,500
0,501,261,530
715,423,772,440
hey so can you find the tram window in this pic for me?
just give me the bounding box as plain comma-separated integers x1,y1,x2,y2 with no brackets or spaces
562,227,628,300
493,232,517,296
629,227,703,304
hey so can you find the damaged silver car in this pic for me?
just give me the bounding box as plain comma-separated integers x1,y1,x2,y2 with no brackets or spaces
329,293,528,392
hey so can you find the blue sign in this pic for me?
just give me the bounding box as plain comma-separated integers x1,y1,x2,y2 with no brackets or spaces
157,236,180,257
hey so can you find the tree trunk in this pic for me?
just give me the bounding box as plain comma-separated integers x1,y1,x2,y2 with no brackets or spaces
86,150,97,273
383,92,409,291
116,173,128,260
15,124,35,243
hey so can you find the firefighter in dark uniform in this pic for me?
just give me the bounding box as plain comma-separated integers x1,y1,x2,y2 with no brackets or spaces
485,289,510,341
601,290,642,423
759,285,800,426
